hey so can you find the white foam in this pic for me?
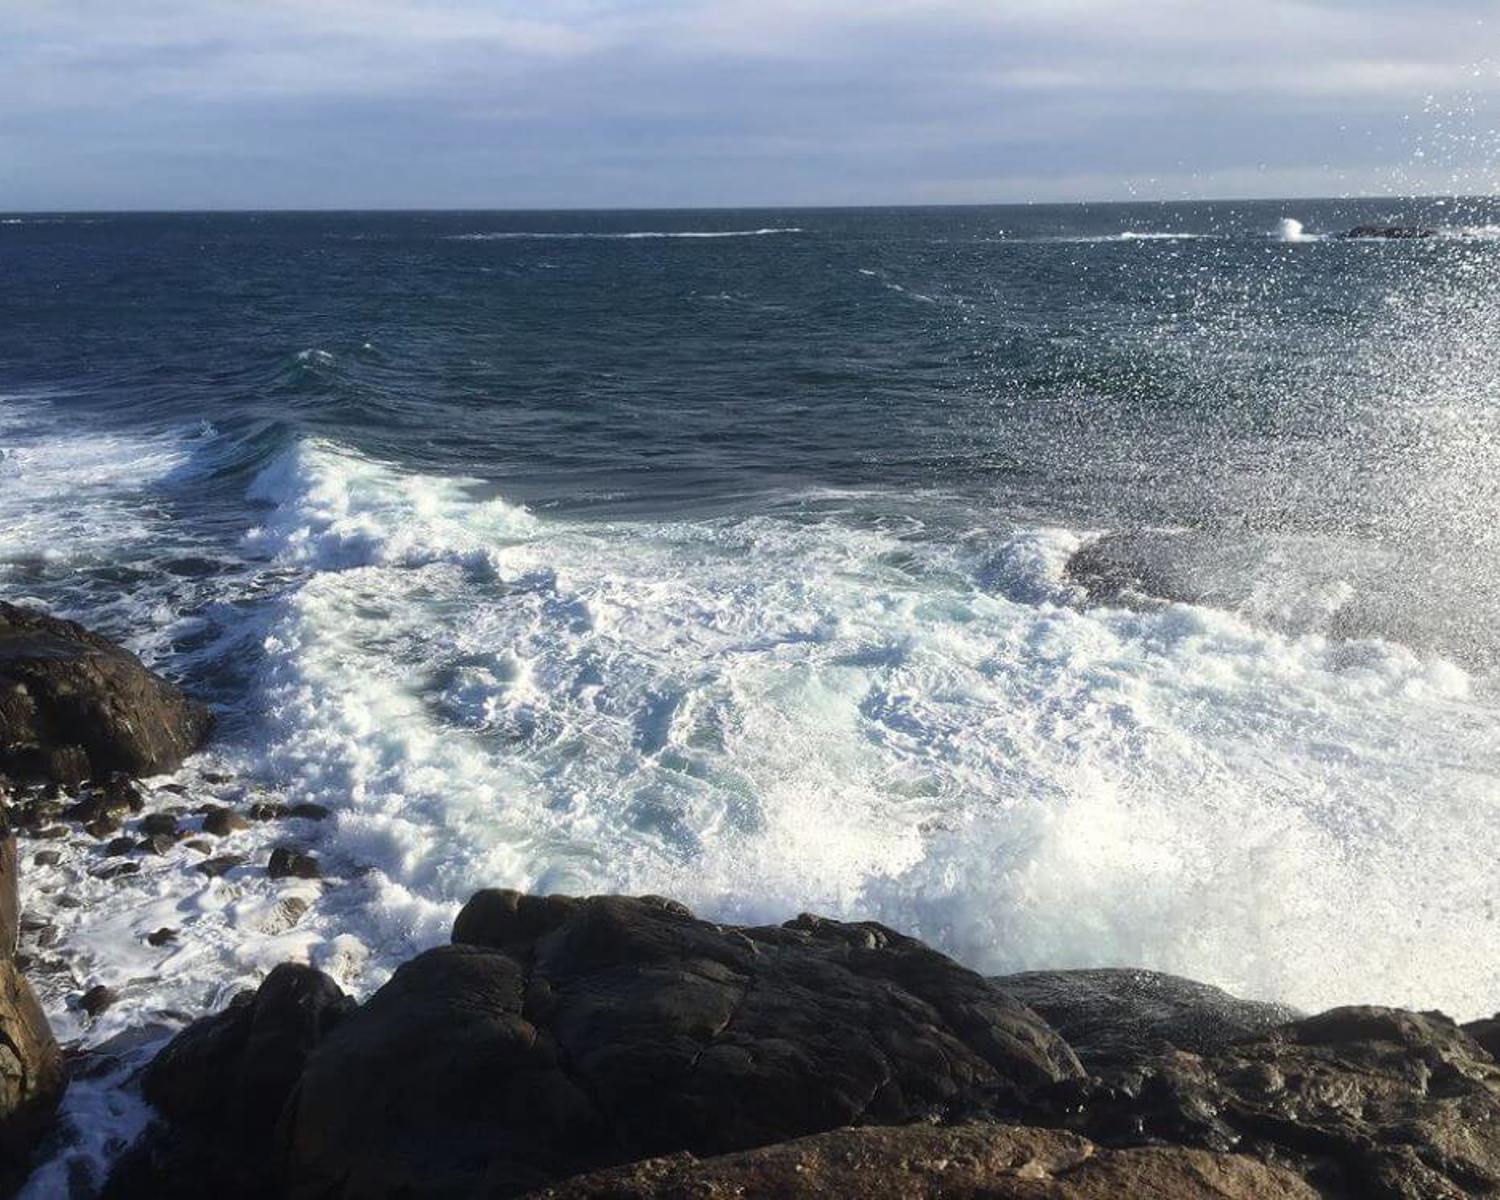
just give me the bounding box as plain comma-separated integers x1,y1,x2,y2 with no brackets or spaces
1276,217,1317,243
214,439,1500,1018
0,398,209,567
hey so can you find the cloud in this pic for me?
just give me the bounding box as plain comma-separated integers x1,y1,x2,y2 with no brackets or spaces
1,0,1497,208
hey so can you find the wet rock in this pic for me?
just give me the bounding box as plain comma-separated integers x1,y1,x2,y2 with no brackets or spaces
200,772,233,785
182,838,213,855
147,928,177,947
992,968,1300,1072
0,960,66,1167
267,847,320,880
0,830,65,1171
31,850,60,868
104,836,138,857
0,602,212,784
530,1122,1319,1199
1028,1006,1500,1199
279,892,1081,1197
32,825,69,840
248,802,290,822
105,964,354,1199
201,806,249,837
287,803,331,821
255,896,310,936
195,854,245,878
140,833,177,856
84,814,123,839
140,812,179,838
93,861,140,881
79,984,118,1017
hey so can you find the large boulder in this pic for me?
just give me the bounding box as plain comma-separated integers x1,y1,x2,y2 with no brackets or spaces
0,829,66,1187
103,964,355,1199
103,894,1087,1198
0,602,211,785
526,1122,1319,1199
1031,1006,1500,1199
993,968,1300,1072
279,891,1080,1197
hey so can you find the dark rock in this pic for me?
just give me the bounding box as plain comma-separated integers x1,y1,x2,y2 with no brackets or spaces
0,602,212,784
105,965,354,1199
248,802,290,822
992,968,1300,1072
1342,225,1438,239
31,850,60,868
0,959,66,1169
530,1121,1319,1199
0,835,16,960
183,838,213,855
1028,1005,1500,1199
140,812,179,838
200,772,233,785
201,806,250,837
147,928,177,947
287,803,331,821
279,892,1080,1197
93,861,140,881
195,854,245,878
267,847,319,880
105,836,138,857
79,984,118,1017
84,814,123,839
140,833,177,856
32,825,69,840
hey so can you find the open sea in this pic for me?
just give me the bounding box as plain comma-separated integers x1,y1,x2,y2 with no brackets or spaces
3,199,1500,1184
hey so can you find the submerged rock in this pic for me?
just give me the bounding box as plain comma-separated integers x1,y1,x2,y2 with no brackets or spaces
0,602,212,785
992,967,1300,1072
528,1121,1318,1199
1342,225,1438,239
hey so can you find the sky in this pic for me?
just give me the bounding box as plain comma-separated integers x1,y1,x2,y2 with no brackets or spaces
3,0,1499,210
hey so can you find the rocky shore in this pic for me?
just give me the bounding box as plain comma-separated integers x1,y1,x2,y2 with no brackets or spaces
4,601,1500,1198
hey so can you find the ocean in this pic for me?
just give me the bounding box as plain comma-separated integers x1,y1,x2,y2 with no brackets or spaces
3,201,1499,1178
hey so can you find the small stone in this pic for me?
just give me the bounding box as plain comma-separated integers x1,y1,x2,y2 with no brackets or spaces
288,803,331,821
146,928,177,947
183,838,214,855
200,771,233,785
140,813,179,838
201,806,250,837
156,783,189,796
32,850,61,867
140,833,177,856
249,803,290,822
85,814,123,839
93,861,141,881
34,825,70,840
105,836,137,857
268,847,320,880
79,984,118,1017
196,854,245,878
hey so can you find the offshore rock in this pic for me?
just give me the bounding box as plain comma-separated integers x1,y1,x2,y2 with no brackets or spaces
0,602,212,784
1342,225,1438,239
526,1121,1319,1199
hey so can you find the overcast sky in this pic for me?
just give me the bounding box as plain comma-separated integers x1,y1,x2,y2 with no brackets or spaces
3,0,1498,210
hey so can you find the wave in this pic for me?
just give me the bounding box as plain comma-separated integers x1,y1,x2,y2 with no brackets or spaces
56,435,1481,1025
449,228,804,241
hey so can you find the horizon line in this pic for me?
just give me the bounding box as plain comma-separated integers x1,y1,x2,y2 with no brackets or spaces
2,192,1496,218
